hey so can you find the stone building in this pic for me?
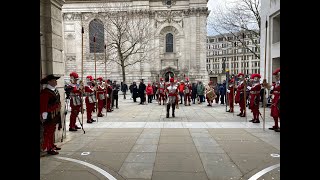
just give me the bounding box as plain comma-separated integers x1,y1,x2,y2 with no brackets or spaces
62,0,209,83
206,32,261,84
260,0,280,83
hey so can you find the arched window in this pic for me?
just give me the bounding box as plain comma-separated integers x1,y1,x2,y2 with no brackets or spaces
166,33,173,52
89,19,104,53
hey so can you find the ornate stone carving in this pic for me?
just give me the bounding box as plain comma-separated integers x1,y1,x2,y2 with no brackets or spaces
155,10,183,28
63,13,82,21
86,54,105,61
66,56,76,61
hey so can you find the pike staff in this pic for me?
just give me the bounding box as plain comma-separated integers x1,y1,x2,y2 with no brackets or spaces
104,44,107,118
242,33,247,122
80,26,85,133
94,34,99,122
262,19,268,131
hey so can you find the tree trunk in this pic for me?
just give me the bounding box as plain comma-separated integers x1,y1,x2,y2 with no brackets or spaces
121,61,126,83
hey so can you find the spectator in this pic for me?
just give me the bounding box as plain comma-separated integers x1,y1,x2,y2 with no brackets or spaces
146,82,154,103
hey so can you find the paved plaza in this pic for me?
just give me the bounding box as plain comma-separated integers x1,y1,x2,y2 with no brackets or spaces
40,95,280,180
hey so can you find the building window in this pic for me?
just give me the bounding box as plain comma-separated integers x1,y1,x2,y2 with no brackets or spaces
273,14,280,43
166,33,173,52
89,19,104,53
166,0,172,6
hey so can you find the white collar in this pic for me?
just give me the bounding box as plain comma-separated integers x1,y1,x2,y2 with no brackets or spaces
46,84,55,91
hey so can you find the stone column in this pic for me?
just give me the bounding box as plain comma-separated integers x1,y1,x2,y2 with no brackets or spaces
40,0,66,143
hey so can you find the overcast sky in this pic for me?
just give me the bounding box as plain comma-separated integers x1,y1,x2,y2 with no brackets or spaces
207,0,236,36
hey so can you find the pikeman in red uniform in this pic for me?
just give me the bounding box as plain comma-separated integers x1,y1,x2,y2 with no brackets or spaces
97,77,105,117
105,79,113,112
226,78,235,113
158,78,166,105
247,74,262,123
263,68,280,132
165,77,179,118
68,72,83,131
84,75,97,123
40,74,62,155
235,73,246,117
184,77,192,106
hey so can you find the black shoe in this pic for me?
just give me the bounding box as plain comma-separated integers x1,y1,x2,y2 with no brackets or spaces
116,107,119,109
75,126,81,129
47,149,59,155
226,110,230,112
237,113,242,116
87,120,93,123
166,114,169,118
172,114,175,117
274,128,280,132
53,145,61,150
91,119,96,122
249,119,255,122
69,128,77,131
252,120,260,123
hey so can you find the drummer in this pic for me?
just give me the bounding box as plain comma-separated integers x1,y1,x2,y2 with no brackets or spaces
205,81,216,106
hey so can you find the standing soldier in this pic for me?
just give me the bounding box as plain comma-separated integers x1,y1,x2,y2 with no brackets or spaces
166,77,179,118
40,74,62,155
97,77,105,117
68,72,83,131
158,78,166,105
84,75,97,123
105,79,113,112
247,74,262,123
205,81,217,106
235,73,246,117
263,68,280,132
184,77,192,106
227,78,235,113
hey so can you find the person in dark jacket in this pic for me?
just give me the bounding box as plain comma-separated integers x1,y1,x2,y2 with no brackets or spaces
138,80,146,104
112,81,120,109
191,82,198,104
121,82,128,99
131,82,139,102
219,81,226,105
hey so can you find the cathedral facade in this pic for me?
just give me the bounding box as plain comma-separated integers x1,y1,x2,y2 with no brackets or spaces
62,0,209,83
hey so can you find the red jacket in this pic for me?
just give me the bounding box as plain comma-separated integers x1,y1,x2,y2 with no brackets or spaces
146,85,153,95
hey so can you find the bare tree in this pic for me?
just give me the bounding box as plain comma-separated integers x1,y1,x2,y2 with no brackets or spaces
208,0,260,58
87,2,156,83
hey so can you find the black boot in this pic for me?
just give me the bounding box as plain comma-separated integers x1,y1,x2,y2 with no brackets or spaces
172,104,175,117
166,104,170,118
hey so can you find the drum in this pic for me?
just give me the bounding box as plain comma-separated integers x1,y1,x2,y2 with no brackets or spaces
206,90,217,101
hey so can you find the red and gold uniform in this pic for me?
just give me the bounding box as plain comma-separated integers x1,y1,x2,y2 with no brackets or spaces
184,78,192,106
158,78,166,105
227,78,235,112
264,68,280,132
165,78,178,118
84,75,96,123
247,74,262,123
96,77,105,117
68,72,83,131
40,74,61,155
235,73,246,117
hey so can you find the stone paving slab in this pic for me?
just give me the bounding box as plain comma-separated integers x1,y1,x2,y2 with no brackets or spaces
151,172,209,180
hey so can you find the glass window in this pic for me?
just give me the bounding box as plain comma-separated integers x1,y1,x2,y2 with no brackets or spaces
89,19,104,53
166,33,173,52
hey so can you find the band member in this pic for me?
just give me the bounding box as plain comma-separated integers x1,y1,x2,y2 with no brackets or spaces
68,72,83,131
105,79,113,112
158,78,166,105
205,81,217,106
247,74,262,123
40,74,62,155
97,77,105,117
84,75,97,123
184,77,192,106
235,73,246,117
263,68,280,132
166,77,179,118
227,78,235,112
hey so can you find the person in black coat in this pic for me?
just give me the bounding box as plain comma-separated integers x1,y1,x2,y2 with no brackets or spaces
219,81,226,105
121,82,128,99
131,82,139,102
138,80,146,104
191,83,198,104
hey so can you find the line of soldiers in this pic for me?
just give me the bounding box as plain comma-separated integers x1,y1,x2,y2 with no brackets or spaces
65,72,114,131
226,68,280,132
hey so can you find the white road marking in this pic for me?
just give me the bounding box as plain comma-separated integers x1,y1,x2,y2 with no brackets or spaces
55,156,117,180
248,163,280,180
